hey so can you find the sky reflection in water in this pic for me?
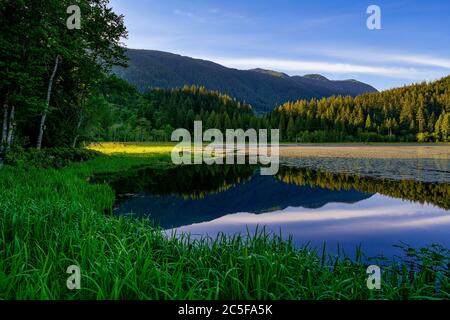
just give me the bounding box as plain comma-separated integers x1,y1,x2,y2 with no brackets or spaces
102,163,450,258
166,194,450,258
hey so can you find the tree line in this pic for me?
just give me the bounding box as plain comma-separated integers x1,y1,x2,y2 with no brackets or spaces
80,77,263,142
1,0,449,154
270,77,450,142
277,167,450,209
82,75,450,144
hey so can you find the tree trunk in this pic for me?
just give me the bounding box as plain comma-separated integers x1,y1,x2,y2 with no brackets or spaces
72,135,79,148
72,109,83,148
6,105,15,149
1,102,8,151
37,55,60,149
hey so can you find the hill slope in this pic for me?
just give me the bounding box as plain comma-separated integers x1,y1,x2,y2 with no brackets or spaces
113,49,378,113
272,75,450,142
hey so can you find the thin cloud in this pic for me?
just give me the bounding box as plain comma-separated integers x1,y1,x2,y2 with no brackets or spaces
174,9,194,18
208,8,245,20
300,47,450,70
390,54,450,69
206,57,433,79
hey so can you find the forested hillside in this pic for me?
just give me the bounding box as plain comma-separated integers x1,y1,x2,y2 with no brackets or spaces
113,49,378,113
82,77,259,142
83,75,450,143
1,0,448,153
0,0,127,152
270,76,450,142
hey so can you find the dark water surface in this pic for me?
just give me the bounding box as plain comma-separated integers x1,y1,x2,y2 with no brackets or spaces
93,164,450,258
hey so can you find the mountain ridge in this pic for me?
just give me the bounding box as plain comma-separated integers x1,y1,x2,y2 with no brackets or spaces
113,48,378,113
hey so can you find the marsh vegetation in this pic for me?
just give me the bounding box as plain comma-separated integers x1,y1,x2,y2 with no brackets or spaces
1,145,449,299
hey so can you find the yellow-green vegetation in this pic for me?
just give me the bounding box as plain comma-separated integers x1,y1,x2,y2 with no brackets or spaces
0,145,449,299
87,142,177,155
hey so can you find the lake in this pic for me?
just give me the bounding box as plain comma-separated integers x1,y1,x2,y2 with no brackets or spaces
94,162,450,259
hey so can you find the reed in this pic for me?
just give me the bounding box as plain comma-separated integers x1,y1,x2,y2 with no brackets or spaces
0,150,448,300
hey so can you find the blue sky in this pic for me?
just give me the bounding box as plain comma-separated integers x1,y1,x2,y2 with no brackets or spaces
110,0,450,90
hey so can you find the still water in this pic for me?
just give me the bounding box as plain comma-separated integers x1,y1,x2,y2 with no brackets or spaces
94,164,450,258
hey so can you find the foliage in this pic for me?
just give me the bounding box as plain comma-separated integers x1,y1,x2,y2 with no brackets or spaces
82,78,260,142
4,146,100,168
0,153,449,299
78,75,450,144
87,142,177,155
113,49,377,113
271,76,450,142
1,1,449,147
0,0,127,149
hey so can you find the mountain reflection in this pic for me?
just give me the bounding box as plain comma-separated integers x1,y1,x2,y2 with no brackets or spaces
93,164,449,229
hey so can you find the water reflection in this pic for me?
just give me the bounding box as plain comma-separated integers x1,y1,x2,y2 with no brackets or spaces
94,164,450,257
277,167,450,210
281,157,450,183
169,194,450,257
93,165,372,228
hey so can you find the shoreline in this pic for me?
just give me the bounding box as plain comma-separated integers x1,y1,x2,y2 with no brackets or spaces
279,144,450,159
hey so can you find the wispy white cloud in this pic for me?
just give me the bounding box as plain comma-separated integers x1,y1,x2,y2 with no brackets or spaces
203,57,435,79
173,7,245,23
174,9,194,18
207,7,245,20
294,47,450,70
386,54,450,69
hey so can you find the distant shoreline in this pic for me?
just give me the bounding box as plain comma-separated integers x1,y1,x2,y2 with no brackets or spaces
279,143,450,159
88,141,450,159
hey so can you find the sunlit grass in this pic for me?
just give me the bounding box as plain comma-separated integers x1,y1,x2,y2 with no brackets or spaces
87,142,220,161
87,142,177,155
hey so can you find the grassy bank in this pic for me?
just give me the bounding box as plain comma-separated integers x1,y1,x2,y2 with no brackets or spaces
87,142,177,155
0,147,449,299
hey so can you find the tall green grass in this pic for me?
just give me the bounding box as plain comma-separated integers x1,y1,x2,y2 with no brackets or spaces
0,154,448,299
